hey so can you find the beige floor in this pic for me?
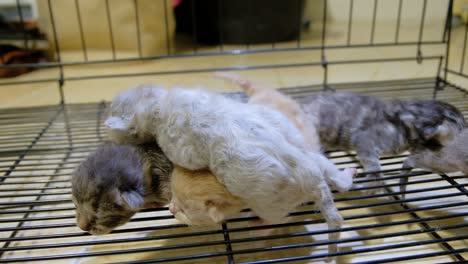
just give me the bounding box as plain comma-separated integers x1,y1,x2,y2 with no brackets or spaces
0,20,467,263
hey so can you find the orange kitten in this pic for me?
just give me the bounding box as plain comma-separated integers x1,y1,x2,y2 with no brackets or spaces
169,166,245,226
215,72,321,153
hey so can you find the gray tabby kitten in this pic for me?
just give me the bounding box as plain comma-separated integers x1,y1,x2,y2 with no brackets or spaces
301,92,466,192
400,129,468,197
72,142,173,235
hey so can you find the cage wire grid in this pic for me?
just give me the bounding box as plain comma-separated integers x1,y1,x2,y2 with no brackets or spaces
0,0,467,263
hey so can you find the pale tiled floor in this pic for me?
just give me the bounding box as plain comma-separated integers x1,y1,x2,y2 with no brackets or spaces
0,20,467,263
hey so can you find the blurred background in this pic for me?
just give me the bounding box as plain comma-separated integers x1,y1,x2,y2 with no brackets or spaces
0,0,467,107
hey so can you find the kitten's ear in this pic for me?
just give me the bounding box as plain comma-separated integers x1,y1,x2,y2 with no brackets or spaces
399,113,415,124
121,191,144,211
105,117,130,131
205,200,234,224
422,126,438,140
207,205,227,223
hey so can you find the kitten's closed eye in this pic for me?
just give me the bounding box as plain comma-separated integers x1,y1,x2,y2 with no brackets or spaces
99,215,128,228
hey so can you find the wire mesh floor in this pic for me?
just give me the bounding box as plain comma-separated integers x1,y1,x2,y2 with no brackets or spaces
0,78,467,263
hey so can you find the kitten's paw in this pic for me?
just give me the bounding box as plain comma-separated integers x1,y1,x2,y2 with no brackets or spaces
343,167,357,177
333,167,357,192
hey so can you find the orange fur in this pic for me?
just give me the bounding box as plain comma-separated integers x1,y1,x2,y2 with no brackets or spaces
215,72,321,152
170,166,245,226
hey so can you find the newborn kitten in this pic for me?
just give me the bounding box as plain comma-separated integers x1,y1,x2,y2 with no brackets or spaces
72,142,172,235
399,129,468,197
215,72,353,192
74,141,246,234
301,92,465,192
169,167,245,226
105,85,355,254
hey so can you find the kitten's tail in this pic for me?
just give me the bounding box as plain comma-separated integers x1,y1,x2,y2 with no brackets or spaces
214,72,265,97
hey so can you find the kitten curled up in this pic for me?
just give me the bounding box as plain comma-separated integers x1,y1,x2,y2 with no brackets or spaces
215,72,354,192
72,142,173,235
105,85,356,254
399,128,468,197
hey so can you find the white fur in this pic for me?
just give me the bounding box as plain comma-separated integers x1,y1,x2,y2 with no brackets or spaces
106,86,347,253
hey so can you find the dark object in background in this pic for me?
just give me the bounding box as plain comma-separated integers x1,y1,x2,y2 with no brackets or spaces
0,44,46,78
0,14,47,78
0,14,44,41
174,0,303,45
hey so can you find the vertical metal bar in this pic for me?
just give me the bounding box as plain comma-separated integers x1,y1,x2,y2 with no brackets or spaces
321,0,330,91
47,0,65,104
434,57,444,99
370,0,378,44
347,0,354,46
222,223,235,264
459,21,468,74
270,0,276,49
395,0,403,44
416,0,427,64
105,0,116,60
443,0,453,82
63,105,74,149
190,0,198,53
15,0,28,49
296,0,303,48
321,0,327,62
74,0,88,61
245,0,250,50
96,101,106,141
163,0,171,55
218,0,225,51
134,0,143,57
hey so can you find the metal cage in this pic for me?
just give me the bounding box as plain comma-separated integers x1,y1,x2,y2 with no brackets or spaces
0,0,467,263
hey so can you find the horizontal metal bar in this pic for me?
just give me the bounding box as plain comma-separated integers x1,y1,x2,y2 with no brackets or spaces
0,41,446,70
0,57,443,87
444,68,468,79
356,249,468,264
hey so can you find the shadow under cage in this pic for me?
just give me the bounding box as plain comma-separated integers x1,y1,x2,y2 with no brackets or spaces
0,0,467,263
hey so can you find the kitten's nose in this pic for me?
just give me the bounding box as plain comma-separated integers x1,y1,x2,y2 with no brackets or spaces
78,219,92,231
169,204,178,215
